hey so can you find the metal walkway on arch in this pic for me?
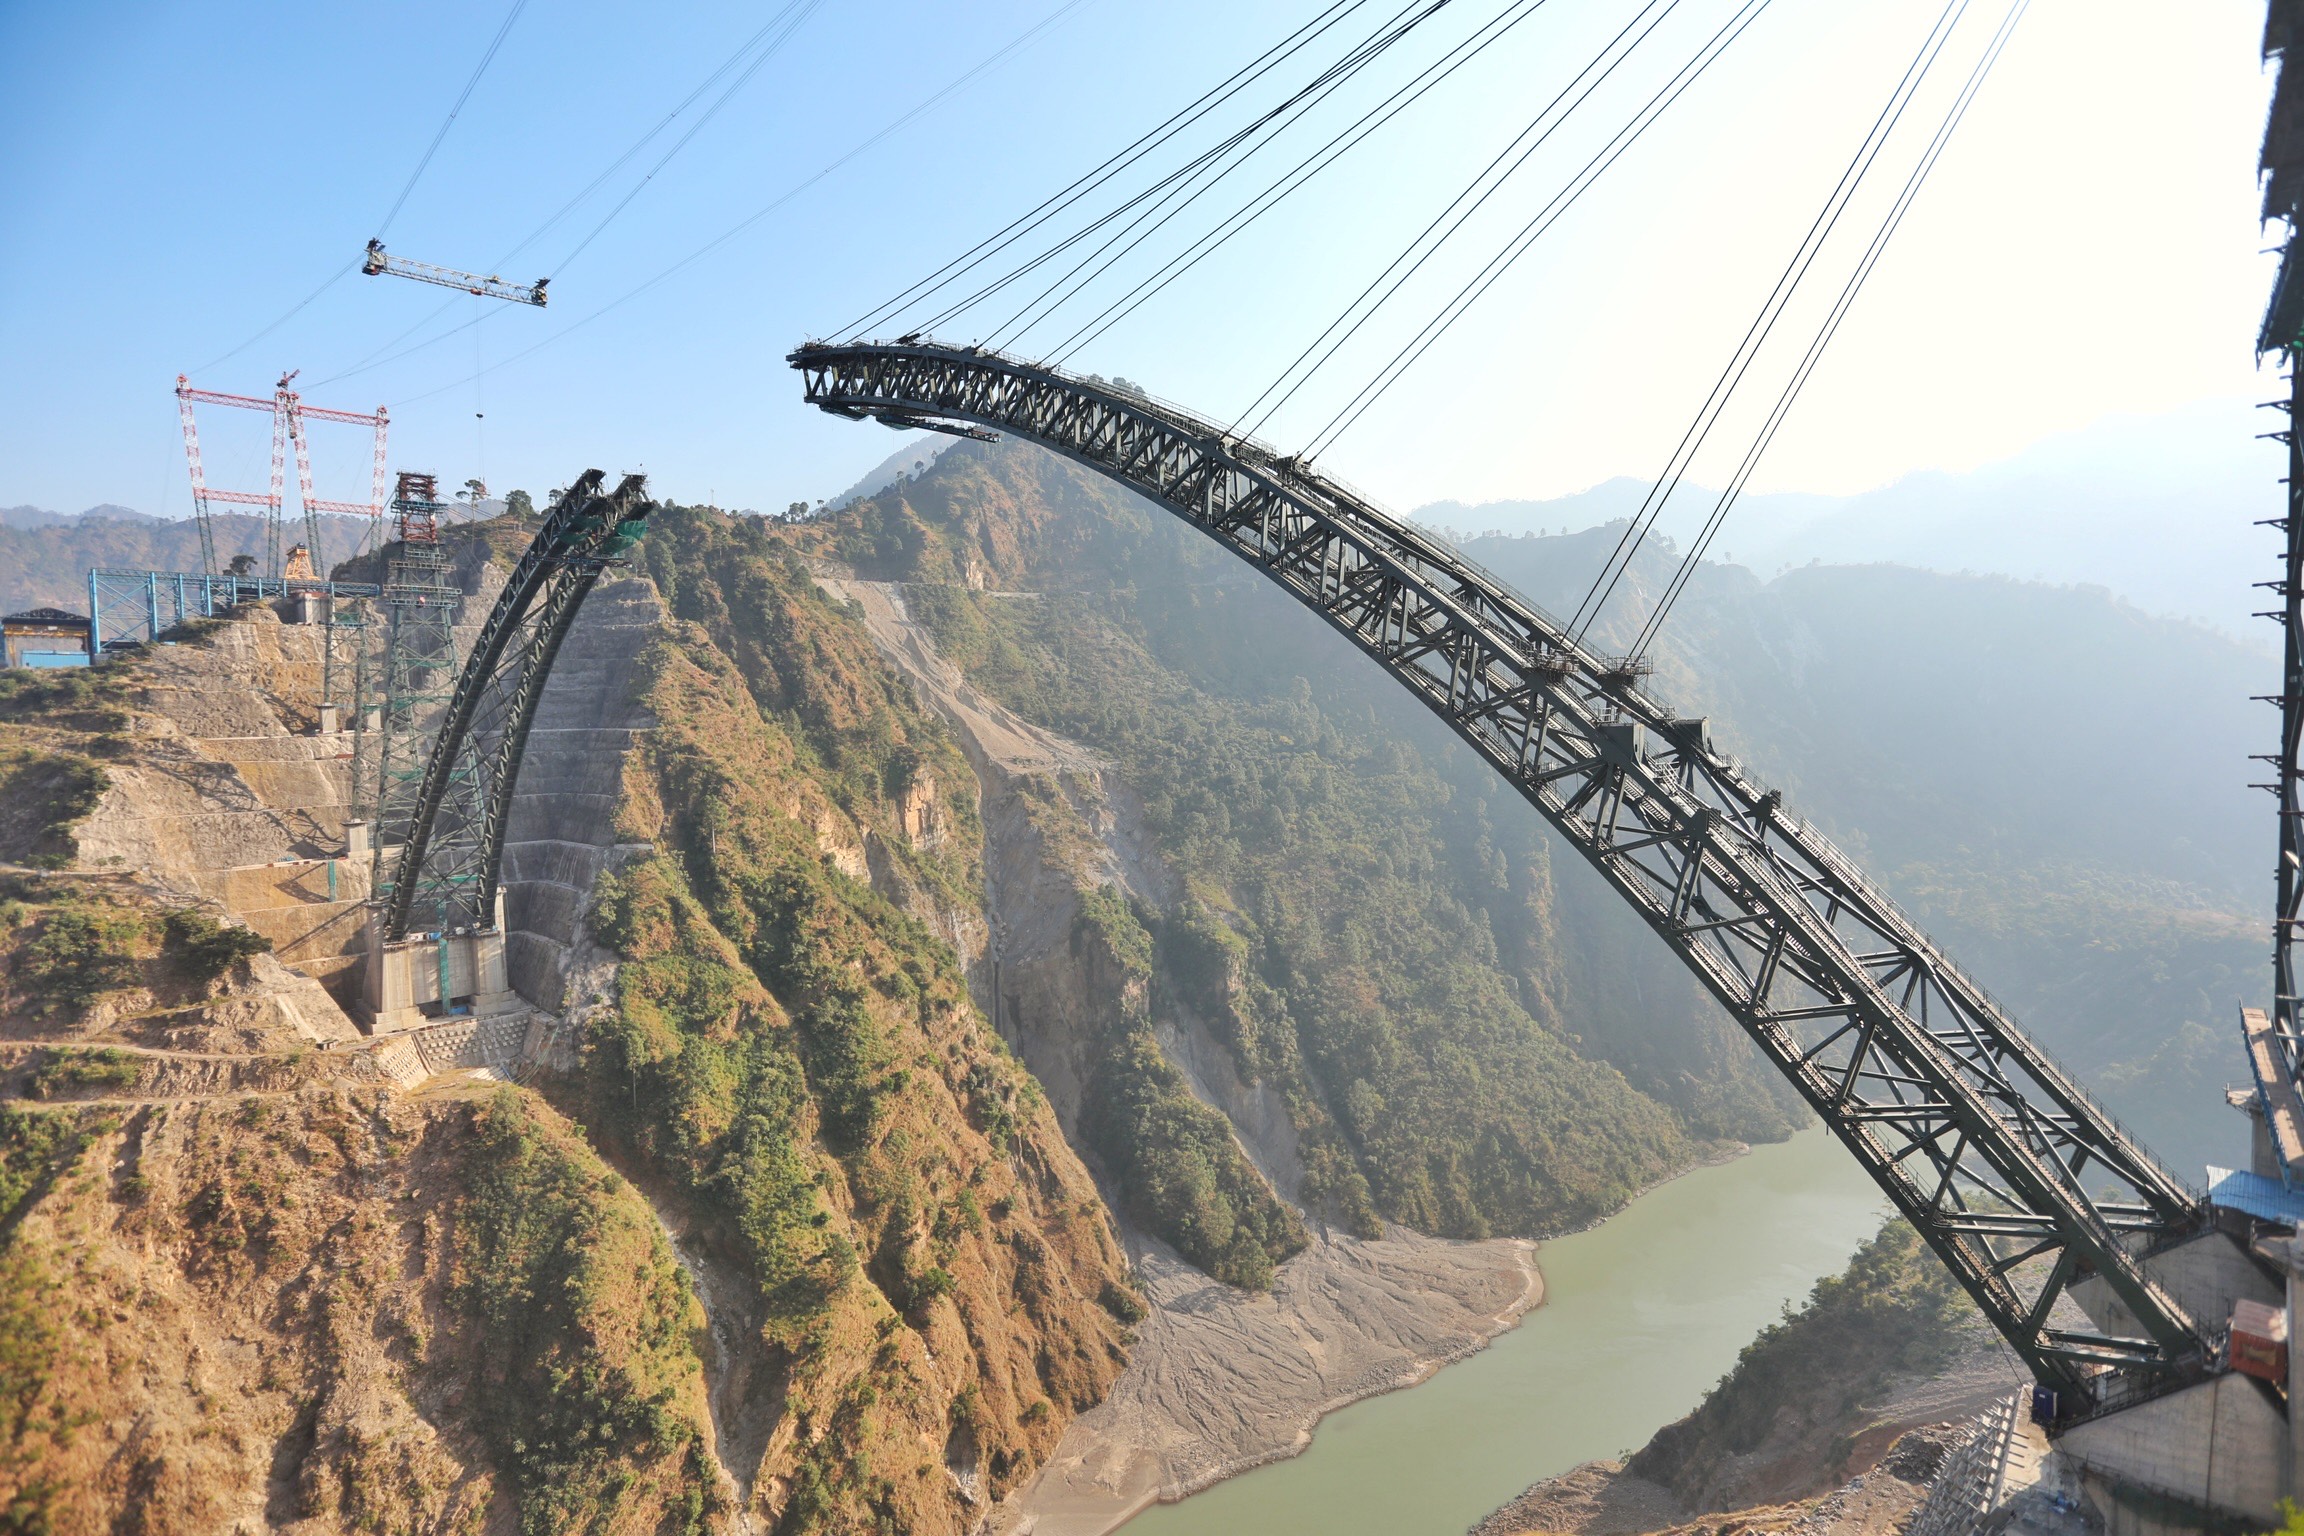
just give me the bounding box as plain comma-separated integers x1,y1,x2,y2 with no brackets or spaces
792,337,2208,1398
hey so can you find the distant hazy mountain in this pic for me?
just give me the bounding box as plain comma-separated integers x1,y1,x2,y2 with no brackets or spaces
826,433,954,511
1416,400,2280,643
0,503,154,531
0,508,376,614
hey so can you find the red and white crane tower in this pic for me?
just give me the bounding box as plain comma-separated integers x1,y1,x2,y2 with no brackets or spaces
176,374,389,580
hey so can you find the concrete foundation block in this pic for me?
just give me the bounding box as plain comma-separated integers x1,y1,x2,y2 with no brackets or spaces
2057,1373,2288,1525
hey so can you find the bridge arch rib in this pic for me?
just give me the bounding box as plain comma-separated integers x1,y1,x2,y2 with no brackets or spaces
379,470,653,943
793,338,2207,1397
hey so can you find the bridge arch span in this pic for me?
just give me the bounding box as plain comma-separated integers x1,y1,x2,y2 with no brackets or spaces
792,338,2207,1397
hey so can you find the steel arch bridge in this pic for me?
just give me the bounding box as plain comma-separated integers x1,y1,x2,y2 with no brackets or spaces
377,470,653,941
792,338,2213,1400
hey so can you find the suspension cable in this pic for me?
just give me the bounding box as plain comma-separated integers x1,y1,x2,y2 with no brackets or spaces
1567,0,1971,646
1300,0,1773,464
1627,0,2029,657
383,0,1094,409
837,0,1385,339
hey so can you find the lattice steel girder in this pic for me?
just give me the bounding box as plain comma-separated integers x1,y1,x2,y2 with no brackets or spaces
379,470,652,941
791,338,2210,1395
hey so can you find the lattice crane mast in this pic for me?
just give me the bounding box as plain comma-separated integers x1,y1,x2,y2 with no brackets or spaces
362,240,548,307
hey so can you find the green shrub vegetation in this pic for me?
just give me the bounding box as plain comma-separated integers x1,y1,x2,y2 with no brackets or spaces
590,856,856,1324
1072,885,1305,1286
454,1091,714,1536
161,907,271,984
0,744,108,867
1626,1217,1975,1500
28,1047,137,1099
15,900,144,1017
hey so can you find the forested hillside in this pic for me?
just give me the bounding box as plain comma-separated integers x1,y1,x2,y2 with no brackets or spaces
1457,526,2266,1174
817,437,2259,1194
797,443,1793,1247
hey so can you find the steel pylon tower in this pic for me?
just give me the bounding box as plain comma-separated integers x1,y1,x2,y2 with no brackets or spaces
175,376,286,577
367,472,488,937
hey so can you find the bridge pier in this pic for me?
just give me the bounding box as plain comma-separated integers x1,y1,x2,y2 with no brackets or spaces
360,892,518,1034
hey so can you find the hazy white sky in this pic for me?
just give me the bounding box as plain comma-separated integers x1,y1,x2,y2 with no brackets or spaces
0,0,2278,520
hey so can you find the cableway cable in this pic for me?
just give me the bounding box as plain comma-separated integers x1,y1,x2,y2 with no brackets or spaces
553,0,826,273
1037,0,1570,366
315,0,833,387
188,258,361,377
375,0,533,241
517,0,825,274
1626,0,2028,657
968,0,1453,351
836,0,1387,340
383,0,1094,410
188,0,527,380
1300,0,1774,464
1231,0,1681,439
1566,0,1972,647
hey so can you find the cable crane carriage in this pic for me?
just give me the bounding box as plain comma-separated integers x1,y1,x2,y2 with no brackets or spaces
362,240,548,307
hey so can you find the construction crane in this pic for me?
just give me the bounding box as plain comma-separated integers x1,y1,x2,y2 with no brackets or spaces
176,373,389,579
362,240,548,307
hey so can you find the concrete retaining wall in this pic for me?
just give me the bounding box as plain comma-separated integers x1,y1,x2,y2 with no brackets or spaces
497,574,660,1012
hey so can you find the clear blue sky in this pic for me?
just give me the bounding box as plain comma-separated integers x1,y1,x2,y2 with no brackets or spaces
0,0,2278,522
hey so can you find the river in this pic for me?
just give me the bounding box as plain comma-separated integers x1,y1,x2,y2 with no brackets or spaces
1124,1127,1890,1536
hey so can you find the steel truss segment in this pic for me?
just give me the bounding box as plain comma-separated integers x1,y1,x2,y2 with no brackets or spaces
789,338,2209,1394
377,471,652,941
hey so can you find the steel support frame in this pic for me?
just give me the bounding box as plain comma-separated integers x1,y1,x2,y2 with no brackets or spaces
377,470,650,940
792,339,2207,1396
85,569,381,652
2266,362,2304,1151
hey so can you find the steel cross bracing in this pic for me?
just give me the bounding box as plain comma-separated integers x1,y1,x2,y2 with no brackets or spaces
791,338,2209,1395
377,470,651,941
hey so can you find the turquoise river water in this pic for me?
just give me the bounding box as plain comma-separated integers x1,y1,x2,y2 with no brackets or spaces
1126,1127,1915,1536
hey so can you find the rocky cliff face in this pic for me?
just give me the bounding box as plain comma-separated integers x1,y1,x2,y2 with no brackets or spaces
559,517,1140,1531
